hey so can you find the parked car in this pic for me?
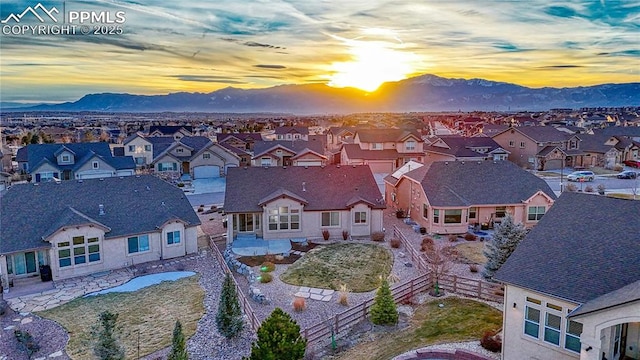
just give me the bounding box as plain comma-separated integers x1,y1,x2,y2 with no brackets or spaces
567,171,595,182
623,160,640,168
617,171,638,179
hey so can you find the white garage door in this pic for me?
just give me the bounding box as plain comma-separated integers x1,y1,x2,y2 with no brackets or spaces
78,171,113,179
193,165,220,179
295,160,322,167
224,164,237,174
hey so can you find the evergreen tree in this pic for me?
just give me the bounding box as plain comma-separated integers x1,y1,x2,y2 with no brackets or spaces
92,311,125,360
370,278,398,326
483,213,527,280
215,273,244,338
168,320,188,360
245,308,306,360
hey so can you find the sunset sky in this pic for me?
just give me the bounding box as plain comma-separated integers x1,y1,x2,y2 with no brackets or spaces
1,0,638,103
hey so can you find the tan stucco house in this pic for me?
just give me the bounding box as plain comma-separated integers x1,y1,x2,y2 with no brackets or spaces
224,165,385,242
496,193,640,360
0,175,200,294
384,160,556,234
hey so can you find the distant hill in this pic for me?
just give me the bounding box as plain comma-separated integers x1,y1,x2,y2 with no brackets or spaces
6,74,640,114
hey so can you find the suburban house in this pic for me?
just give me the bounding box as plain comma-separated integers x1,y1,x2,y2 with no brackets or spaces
340,128,425,174
151,136,240,179
223,165,385,242
579,132,640,169
274,126,309,141
495,193,640,360
424,135,510,163
16,143,136,182
492,126,585,170
123,132,166,167
251,140,327,167
385,160,556,234
148,125,193,139
218,142,252,168
325,126,357,152
216,132,264,151
0,175,200,292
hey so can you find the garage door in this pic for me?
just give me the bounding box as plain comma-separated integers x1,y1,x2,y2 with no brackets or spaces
224,164,237,174
295,160,321,167
193,165,220,179
78,171,113,179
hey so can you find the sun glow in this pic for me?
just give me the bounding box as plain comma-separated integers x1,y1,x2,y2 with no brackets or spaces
328,38,419,92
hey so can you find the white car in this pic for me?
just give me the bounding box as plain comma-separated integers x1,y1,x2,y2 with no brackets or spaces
567,171,595,182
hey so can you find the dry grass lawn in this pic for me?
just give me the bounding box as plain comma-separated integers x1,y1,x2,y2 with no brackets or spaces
331,297,502,360
38,275,205,359
280,243,393,292
607,193,639,200
455,242,487,264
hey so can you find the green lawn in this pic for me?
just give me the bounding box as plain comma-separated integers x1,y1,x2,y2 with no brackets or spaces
37,275,205,359
280,243,393,292
332,297,503,360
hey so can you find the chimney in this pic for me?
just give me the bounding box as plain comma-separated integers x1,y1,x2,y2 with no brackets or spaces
302,182,306,192
99,204,105,216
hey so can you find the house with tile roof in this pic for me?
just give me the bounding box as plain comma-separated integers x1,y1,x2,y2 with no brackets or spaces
340,128,424,174
424,135,510,163
385,160,556,234
16,142,135,182
0,176,200,293
224,165,385,242
492,126,585,170
495,193,640,360
252,140,327,167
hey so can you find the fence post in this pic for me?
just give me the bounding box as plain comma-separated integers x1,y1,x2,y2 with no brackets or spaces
478,281,482,299
453,275,457,293
335,315,339,334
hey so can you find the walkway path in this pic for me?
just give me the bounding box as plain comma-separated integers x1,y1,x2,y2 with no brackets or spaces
293,287,335,301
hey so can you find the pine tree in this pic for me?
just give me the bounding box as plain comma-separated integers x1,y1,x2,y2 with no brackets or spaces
245,308,307,360
370,278,398,326
483,213,527,280
168,320,188,360
92,311,125,360
215,272,244,339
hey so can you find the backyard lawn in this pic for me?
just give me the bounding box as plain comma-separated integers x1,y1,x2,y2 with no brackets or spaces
455,242,487,264
37,275,205,359
332,297,502,360
280,242,393,292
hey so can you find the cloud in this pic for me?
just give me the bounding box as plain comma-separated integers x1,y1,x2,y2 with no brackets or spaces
538,65,584,69
243,41,284,49
171,75,247,84
544,5,578,18
254,64,286,69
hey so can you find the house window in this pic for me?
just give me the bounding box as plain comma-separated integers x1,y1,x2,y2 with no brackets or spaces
268,206,299,230
433,209,440,224
520,141,526,148
177,148,184,153
371,143,383,150
261,157,271,166
509,140,515,147
58,236,100,267
528,206,546,221
158,163,177,172
39,172,55,182
524,297,541,338
236,213,260,232
354,211,367,224
565,320,583,353
128,235,150,254
61,155,70,163
444,209,462,224
568,139,578,150
321,211,340,227
144,145,151,151
167,231,181,245
294,134,300,139
544,312,562,346
92,161,99,169
469,207,477,219
495,206,506,218
203,153,211,159
422,204,428,219
128,145,135,152
135,157,145,165
405,140,416,151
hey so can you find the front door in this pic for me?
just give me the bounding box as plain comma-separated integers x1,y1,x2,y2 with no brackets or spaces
182,162,190,174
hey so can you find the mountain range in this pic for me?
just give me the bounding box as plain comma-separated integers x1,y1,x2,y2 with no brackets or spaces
4,74,639,114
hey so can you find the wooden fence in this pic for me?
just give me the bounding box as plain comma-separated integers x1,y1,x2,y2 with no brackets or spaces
208,236,262,332
393,225,429,273
436,273,504,303
302,272,433,347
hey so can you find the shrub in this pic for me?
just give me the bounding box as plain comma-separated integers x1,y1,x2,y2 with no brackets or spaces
584,185,594,193
421,237,435,252
91,311,125,360
322,229,330,240
613,163,624,172
371,231,385,242
168,320,187,360
176,182,185,188
337,284,349,306
259,273,273,283
216,273,244,339
597,183,606,194
464,233,477,241
370,279,398,325
565,183,577,192
246,308,307,360
342,230,349,240
395,209,405,218
260,262,276,273
480,331,502,352
448,234,458,242
0,299,7,317
469,264,479,273
197,207,204,213
390,238,401,248
292,297,306,312
14,330,40,359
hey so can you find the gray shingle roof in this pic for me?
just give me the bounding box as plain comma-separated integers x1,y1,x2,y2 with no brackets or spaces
342,144,399,160
274,126,309,135
0,175,200,255
224,165,385,213
569,280,640,318
355,129,421,143
405,161,556,207
497,126,570,142
253,140,324,158
17,143,135,174
495,192,640,304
